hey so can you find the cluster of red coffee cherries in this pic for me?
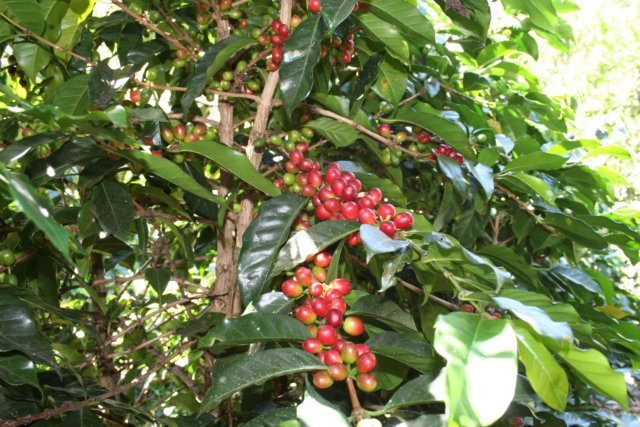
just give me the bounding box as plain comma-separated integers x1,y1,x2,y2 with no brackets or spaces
377,123,464,165
281,251,378,392
258,19,291,72
435,144,464,165
460,303,505,319
160,122,217,145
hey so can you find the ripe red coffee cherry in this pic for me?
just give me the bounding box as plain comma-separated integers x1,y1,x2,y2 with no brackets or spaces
312,194,322,207
325,309,344,328
301,184,316,197
324,168,340,184
319,186,336,202
347,231,362,246
377,203,396,220
317,325,338,345
341,185,357,201
368,188,383,205
356,373,377,392
308,0,321,13
174,124,186,139
324,198,341,213
281,279,303,298
341,202,359,221
315,206,331,221
509,417,524,427
378,124,392,137
329,278,351,296
272,47,283,64
355,344,370,357
309,282,325,297
460,303,475,313
358,208,376,225
296,306,317,325
316,351,326,363
311,297,330,317
491,312,502,319
295,267,313,286
296,173,308,186
379,221,397,237
312,266,327,283
302,338,323,354
313,371,333,389
289,149,304,164
271,34,285,46
274,179,285,191
328,363,348,381
271,19,283,32
314,252,332,268
324,288,342,301
435,144,449,155
356,352,377,373
129,90,141,103
394,212,414,230
341,342,358,364
332,338,346,352
323,349,343,365
299,158,314,172
357,196,375,209
284,160,299,173
343,316,365,336
340,50,352,64
331,178,347,196
308,170,323,187
278,24,290,38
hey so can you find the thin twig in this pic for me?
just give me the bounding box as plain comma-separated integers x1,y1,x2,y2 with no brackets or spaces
495,183,557,235
396,278,460,311
153,2,200,52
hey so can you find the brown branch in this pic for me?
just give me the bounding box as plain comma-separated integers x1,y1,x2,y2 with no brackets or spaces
373,87,428,120
495,183,557,235
0,12,94,65
346,377,365,423
111,0,197,61
171,365,204,399
4,340,196,427
396,278,460,311
234,114,256,129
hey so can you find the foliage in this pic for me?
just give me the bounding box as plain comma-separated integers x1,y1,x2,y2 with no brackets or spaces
0,0,638,426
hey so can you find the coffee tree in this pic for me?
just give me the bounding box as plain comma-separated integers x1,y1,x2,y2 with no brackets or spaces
0,0,638,425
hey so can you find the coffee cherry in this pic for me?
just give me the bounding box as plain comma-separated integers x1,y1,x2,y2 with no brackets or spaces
347,231,362,246
308,0,321,13
355,344,370,357
341,202,359,221
311,297,330,317
299,158,314,172
314,252,332,268
368,188,383,205
309,282,325,297
312,266,327,282
0,249,15,266
356,373,377,392
343,316,365,336
296,306,317,325
291,15,302,27
278,24,290,38
174,124,186,140
326,309,344,328
161,128,174,143
295,267,313,286
325,168,340,183
509,417,524,427
340,50,352,64
377,204,395,221
358,208,376,225
341,342,358,364
393,212,414,230
332,339,346,352
356,352,376,373
323,349,343,364
281,279,303,298
308,170,323,187
317,325,338,345
307,325,318,338
342,185,357,201
491,312,502,319
315,206,331,221
271,19,283,33
303,338,323,354
329,278,351,296
460,303,475,313
129,90,141,103
328,363,348,381
378,124,392,137
324,198,341,213
313,371,333,389
257,34,270,45
272,47,283,64
357,196,375,209
176,48,189,59
379,221,396,237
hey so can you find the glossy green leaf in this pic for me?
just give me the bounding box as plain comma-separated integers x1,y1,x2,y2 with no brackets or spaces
238,194,308,305
243,407,297,427
557,347,628,408
0,289,58,369
201,348,326,411
304,117,360,147
55,0,95,58
438,155,469,196
272,220,359,275
0,164,71,261
381,373,441,412
182,36,256,111
145,268,171,297
91,181,135,242
360,224,410,262
53,75,90,115
500,152,567,174
298,381,350,427
434,312,518,427
514,326,568,411
353,171,407,206
367,331,437,373
373,55,407,106
178,140,281,196
320,0,357,31
433,0,491,39
12,43,50,81
367,0,434,43
115,150,223,204
544,213,608,250
348,294,419,335
496,289,582,330
501,172,556,205
468,162,494,201
494,297,572,342
354,11,409,62
0,354,41,392
200,313,309,349
391,106,472,158
0,0,45,34
279,15,325,116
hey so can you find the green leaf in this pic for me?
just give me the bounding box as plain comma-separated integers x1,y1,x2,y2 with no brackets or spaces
0,354,42,392
373,55,407,106
468,163,494,201
298,382,350,427
199,313,309,350
353,171,407,206
348,294,419,335
91,181,135,242
178,140,281,196
500,152,567,174
438,155,469,196
0,164,71,261
272,220,359,275
434,312,518,427
55,0,95,58
353,11,409,62
243,407,297,427
238,194,308,306
391,106,472,158
0,0,45,34
0,289,58,369
145,267,171,297
53,75,90,115
366,0,434,43
494,297,572,342
500,172,556,205
304,117,360,147
279,15,325,116
360,224,409,262
477,245,539,287
200,348,326,411
514,326,568,411
182,36,256,111
320,0,357,31
114,150,223,204
12,43,50,81
366,331,437,373
556,347,628,408
496,289,583,331
544,213,608,250
382,373,441,412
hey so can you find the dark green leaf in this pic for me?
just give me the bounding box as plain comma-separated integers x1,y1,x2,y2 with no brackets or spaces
348,294,419,335
178,140,280,196
272,220,359,275
478,245,539,287
360,224,409,262
382,373,441,412
0,354,41,392
366,0,435,43
0,0,45,34
53,75,90,115
201,348,326,411
500,172,556,205
373,55,407,106
145,268,171,297
320,0,357,31
238,194,307,305
304,117,360,147
279,15,325,116
545,213,608,250
353,11,409,62
366,331,437,373
91,181,135,242
242,407,297,427
500,152,567,174
182,36,256,111
438,155,469,196
13,42,50,81
468,162,494,201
